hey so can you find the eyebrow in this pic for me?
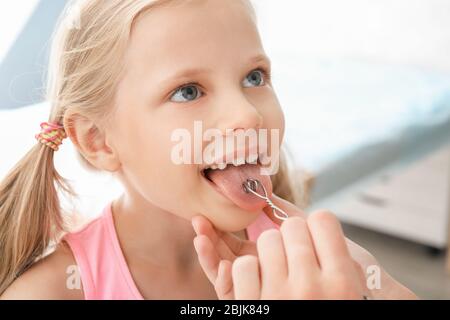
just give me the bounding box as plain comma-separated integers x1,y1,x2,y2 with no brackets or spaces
162,67,212,83
159,67,212,91
249,54,271,67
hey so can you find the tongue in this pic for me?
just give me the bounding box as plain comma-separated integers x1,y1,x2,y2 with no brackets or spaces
207,164,273,212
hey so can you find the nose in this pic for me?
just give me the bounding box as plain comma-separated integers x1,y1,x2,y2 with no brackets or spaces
215,90,264,133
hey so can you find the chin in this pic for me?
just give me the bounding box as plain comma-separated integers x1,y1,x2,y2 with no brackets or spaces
208,206,262,233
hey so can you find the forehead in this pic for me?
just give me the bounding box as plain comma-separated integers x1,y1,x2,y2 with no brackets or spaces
124,0,263,76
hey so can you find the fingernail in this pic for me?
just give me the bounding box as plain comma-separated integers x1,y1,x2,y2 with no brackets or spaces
191,221,200,235
218,260,224,274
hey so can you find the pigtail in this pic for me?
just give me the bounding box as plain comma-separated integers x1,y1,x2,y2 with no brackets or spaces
0,0,279,295
0,140,74,294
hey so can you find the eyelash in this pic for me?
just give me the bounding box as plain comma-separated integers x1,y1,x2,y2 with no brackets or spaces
256,67,272,84
170,66,272,98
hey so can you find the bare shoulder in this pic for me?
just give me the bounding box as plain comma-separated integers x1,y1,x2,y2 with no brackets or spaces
0,241,84,300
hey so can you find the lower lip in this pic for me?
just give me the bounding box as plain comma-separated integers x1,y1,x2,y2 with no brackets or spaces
201,171,233,203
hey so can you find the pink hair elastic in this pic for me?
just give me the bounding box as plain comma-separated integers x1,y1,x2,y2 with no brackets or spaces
35,122,67,151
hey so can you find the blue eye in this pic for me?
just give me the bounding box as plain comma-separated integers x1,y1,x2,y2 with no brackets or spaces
170,85,203,102
243,69,266,88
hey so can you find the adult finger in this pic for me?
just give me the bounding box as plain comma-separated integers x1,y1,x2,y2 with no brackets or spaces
307,210,352,272
279,216,320,279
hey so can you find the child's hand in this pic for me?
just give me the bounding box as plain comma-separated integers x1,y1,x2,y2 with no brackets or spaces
230,214,368,299
191,194,300,299
191,215,256,299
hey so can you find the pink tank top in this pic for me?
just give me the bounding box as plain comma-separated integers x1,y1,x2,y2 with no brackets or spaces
63,201,279,300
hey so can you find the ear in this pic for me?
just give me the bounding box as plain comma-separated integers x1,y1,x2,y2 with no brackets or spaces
63,112,121,172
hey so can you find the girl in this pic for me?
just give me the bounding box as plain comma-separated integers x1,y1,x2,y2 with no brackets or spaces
0,0,416,299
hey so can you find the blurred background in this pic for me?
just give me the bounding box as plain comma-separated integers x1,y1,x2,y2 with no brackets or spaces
0,0,449,299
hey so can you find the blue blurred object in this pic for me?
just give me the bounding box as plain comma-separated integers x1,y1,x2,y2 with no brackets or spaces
0,0,67,110
275,56,450,202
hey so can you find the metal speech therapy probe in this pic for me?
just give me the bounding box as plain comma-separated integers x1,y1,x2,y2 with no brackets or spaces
243,179,369,300
242,178,289,221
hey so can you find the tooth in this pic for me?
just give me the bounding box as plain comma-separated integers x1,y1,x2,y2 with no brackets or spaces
236,157,245,166
211,164,218,170
218,163,227,170
259,151,270,165
247,154,258,164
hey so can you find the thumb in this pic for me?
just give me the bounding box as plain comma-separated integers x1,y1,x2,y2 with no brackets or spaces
262,193,307,226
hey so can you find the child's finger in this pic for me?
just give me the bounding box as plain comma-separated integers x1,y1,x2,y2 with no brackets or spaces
307,210,352,272
215,260,234,300
193,235,221,284
192,215,242,257
263,194,307,226
256,229,288,288
192,215,222,243
232,255,261,300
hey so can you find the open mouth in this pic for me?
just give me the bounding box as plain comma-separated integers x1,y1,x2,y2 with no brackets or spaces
197,148,274,212
200,154,274,212
200,166,227,201
200,158,261,184
202,168,213,182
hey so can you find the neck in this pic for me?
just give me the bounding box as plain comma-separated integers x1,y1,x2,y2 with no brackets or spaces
111,191,197,273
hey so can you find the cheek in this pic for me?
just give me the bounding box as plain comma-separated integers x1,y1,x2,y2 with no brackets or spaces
261,95,285,143
252,89,285,138
272,105,285,142
139,164,196,210
116,121,202,217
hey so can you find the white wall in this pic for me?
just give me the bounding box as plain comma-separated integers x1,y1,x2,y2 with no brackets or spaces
253,0,450,72
0,1,39,62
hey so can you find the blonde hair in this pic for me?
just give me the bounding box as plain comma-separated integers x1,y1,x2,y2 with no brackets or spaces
0,0,300,294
